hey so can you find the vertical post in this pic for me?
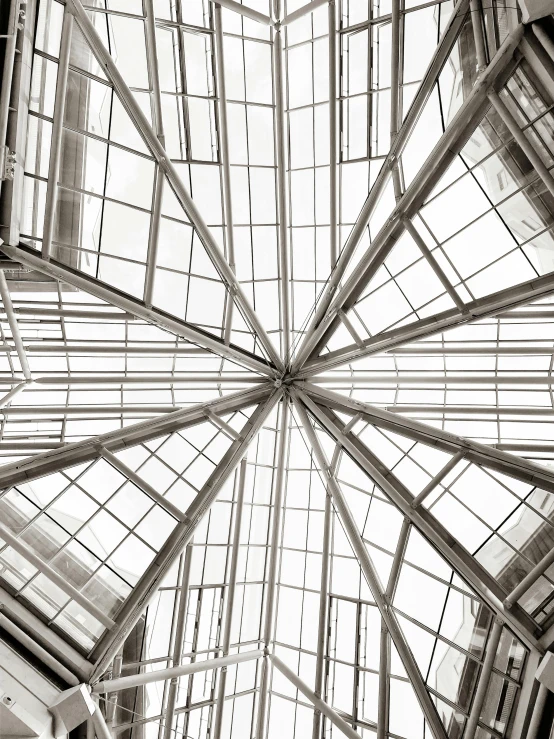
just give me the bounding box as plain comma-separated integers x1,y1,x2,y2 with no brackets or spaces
213,4,237,346
212,458,248,739
0,0,20,182
162,544,193,739
312,445,337,739
273,12,291,361
469,0,487,72
377,517,410,739
329,0,338,268
390,0,402,201
256,398,289,739
526,683,549,739
41,9,73,260
143,0,165,307
464,617,504,739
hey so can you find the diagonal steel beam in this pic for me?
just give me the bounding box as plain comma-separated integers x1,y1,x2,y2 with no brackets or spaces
297,386,543,651
64,0,284,373
290,0,471,372
291,23,523,372
0,383,272,490
298,267,554,376
1,242,277,377
300,382,554,496
89,388,282,680
292,392,449,739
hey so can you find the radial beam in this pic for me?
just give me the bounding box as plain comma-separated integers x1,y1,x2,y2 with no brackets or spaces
311,374,554,385
290,0,472,372
208,0,272,25
256,397,290,739
41,8,73,261
292,394,449,739
299,266,554,376
273,18,291,360
89,388,281,681
1,243,276,377
213,459,248,739
0,383,271,490
298,387,542,651
292,23,523,372
65,0,284,372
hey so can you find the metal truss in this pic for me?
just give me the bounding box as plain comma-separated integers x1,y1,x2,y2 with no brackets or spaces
3,1,554,739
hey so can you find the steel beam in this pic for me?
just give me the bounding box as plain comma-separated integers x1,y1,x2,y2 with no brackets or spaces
0,271,31,379
464,618,504,739
526,683,549,739
292,394,448,739
290,0,472,372
213,458,247,739
213,4,237,346
273,23,291,360
66,0,284,372
292,24,523,372
0,383,271,490
30,374,262,385
143,0,165,307
505,546,554,609
299,267,554,376
1,243,276,376
0,0,20,180
0,343,209,355
281,0,328,25
256,398,290,739
311,374,554,385
297,387,542,651
0,381,26,407
411,451,466,508
269,654,361,739
300,383,554,500
41,9,73,261
89,389,281,681
92,651,263,693
329,0,338,267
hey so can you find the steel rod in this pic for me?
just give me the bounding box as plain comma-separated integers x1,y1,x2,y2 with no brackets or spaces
269,654,361,739
41,9,73,260
469,0,487,71
0,612,79,686
256,398,290,739
329,0,338,267
213,458,247,739
488,89,554,199
0,271,31,379
311,374,554,385
100,447,187,522
293,394,449,739
91,701,112,739
213,4,236,346
464,618,504,739
402,218,465,311
273,24,291,360
0,0,20,180
31,374,262,384
411,451,466,508
0,519,115,629
162,545,193,739
0,381,26,408
92,650,263,694
65,0,284,372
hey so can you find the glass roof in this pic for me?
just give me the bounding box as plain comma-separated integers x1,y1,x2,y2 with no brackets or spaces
2,0,554,738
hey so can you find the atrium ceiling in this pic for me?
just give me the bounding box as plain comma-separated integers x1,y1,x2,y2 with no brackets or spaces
2,1,554,739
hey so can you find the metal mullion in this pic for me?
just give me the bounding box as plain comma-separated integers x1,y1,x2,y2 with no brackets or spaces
329,1,338,267
256,398,290,739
